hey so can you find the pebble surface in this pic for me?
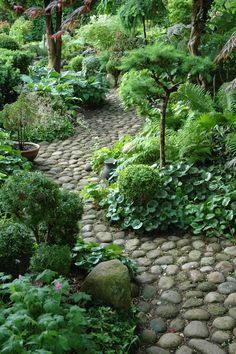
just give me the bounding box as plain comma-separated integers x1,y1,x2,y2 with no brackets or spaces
35,91,236,354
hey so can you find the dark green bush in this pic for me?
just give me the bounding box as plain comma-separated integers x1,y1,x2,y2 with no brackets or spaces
0,221,33,276
0,172,83,247
118,164,160,204
0,60,20,108
82,55,101,76
69,55,83,72
11,50,34,74
0,34,19,50
30,244,72,276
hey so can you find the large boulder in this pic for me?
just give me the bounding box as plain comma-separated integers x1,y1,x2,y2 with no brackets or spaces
81,259,132,309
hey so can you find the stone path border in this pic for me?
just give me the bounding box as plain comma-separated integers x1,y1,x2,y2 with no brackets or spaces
35,91,236,354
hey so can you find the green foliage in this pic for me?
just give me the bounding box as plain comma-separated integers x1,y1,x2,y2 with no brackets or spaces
0,129,31,185
167,0,192,25
0,171,83,247
0,33,19,50
0,59,20,108
118,164,160,204
0,93,36,149
73,238,137,277
0,48,34,74
0,275,96,353
177,83,215,113
0,273,138,354
30,244,72,276
69,55,83,72
97,163,236,236
9,16,33,44
0,221,33,276
77,15,123,50
82,55,101,76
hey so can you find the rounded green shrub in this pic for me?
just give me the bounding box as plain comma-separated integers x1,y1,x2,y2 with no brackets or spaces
30,244,72,276
106,58,120,77
82,55,101,76
118,164,160,204
0,171,83,247
69,55,83,72
0,221,33,276
0,34,20,50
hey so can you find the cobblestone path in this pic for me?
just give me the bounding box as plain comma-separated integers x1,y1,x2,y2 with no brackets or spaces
35,91,236,354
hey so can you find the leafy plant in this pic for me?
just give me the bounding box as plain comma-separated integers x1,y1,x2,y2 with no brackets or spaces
0,129,31,185
0,34,19,50
118,164,160,204
0,171,83,247
73,238,137,277
0,93,36,150
69,55,84,72
30,244,72,276
0,220,33,276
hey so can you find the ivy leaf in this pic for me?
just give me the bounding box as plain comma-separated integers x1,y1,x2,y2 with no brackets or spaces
131,219,143,229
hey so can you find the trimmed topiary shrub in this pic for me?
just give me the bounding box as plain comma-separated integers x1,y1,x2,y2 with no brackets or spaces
0,171,83,247
30,244,72,276
0,221,33,276
82,55,101,76
69,55,83,72
0,34,20,50
118,164,160,204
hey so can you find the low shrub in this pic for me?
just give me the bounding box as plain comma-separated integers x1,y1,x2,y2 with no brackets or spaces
0,172,83,247
0,272,138,354
30,244,72,276
0,34,19,50
0,60,20,108
0,129,31,185
82,55,101,76
0,221,33,276
69,55,83,72
73,238,137,277
117,164,160,204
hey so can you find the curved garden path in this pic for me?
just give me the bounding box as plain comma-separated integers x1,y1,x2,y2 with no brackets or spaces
35,91,236,354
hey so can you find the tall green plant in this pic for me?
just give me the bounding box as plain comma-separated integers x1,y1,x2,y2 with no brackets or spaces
120,43,214,167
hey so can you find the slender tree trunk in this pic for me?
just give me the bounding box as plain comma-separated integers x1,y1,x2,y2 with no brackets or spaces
188,0,213,56
44,0,62,72
142,16,147,45
160,92,170,168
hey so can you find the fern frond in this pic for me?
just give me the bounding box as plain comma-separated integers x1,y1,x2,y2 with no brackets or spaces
226,132,236,156
214,31,236,64
177,83,214,113
217,83,236,113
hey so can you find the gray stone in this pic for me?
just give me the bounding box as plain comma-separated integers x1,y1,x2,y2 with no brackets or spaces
177,256,188,265
150,318,167,333
146,346,170,354
207,304,226,316
158,333,183,349
192,240,205,249
189,250,202,261
81,259,131,309
183,309,210,320
188,339,226,354
135,272,156,284
140,329,156,344
224,246,236,256
224,293,236,307
200,257,215,266
158,276,175,290
229,343,236,354
169,318,185,331
200,266,213,273
137,257,152,267
161,241,176,251
161,290,182,304
218,282,236,294
141,241,157,251
189,270,204,282
155,304,179,319
206,243,221,253
204,292,224,303
212,316,235,330
94,224,107,232
211,330,230,344
138,301,151,313
166,265,179,275
125,239,140,251
182,262,199,270
132,250,146,258
176,346,193,354
142,285,156,300
186,290,203,298
229,307,236,319
96,232,112,243
182,298,203,308
207,272,225,283
147,249,162,259
197,282,217,292
150,265,162,274
215,261,234,274
155,256,173,265
184,321,209,338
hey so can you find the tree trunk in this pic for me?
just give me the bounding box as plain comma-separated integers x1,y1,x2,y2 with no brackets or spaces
142,16,147,45
160,93,170,168
188,0,213,56
44,0,62,72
